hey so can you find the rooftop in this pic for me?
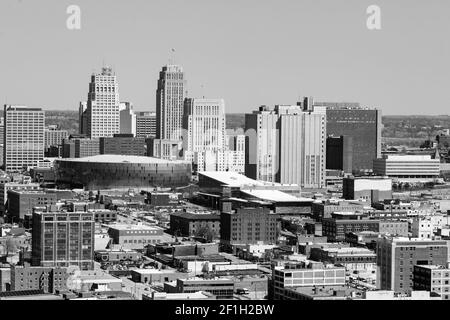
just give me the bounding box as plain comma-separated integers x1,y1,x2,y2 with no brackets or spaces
108,223,162,231
241,189,312,203
56,155,189,164
200,171,266,187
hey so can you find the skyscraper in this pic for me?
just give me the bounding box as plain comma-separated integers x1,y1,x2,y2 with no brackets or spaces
316,102,382,173
183,98,244,173
245,106,280,182
156,65,186,140
31,208,95,270
245,104,326,188
183,98,226,153
3,105,45,172
78,101,88,135
119,102,136,136
86,67,120,139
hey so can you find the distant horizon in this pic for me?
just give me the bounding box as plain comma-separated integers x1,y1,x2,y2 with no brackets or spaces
1,1,449,116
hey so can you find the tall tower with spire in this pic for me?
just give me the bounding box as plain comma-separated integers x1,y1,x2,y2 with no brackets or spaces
156,64,186,140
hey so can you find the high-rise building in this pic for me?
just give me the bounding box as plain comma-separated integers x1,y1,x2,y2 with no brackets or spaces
156,65,186,140
245,104,326,188
377,236,448,293
3,105,45,172
31,209,95,270
119,102,136,136
136,111,156,138
86,67,120,139
44,125,69,149
183,98,226,153
183,98,244,173
245,106,279,182
79,101,88,135
326,135,353,174
317,103,382,173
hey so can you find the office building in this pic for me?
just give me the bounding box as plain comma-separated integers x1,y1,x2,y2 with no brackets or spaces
183,98,226,153
413,265,450,300
7,190,57,221
326,135,353,174
0,179,40,215
245,104,326,188
10,265,68,293
44,125,69,149
170,212,221,238
147,138,183,161
107,224,165,250
377,237,448,293
164,278,234,299
119,102,136,136
136,111,156,138
373,155,440,179
79,101,88,135
85,67,120,139
31,209,95,270
220,207,280,250
322,216,380,242
182,98,244,173
311,200,364,221
318,103,382,173
310,247,377,274
156,65,186,141
343,176,392,203
61,136,100,159
3,105,45,172
99,134,146,156
272,261,346,300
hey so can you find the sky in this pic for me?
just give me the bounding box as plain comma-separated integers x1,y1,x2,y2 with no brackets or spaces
0,0,449,115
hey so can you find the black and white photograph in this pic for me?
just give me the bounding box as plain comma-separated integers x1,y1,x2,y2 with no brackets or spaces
0,0,449,315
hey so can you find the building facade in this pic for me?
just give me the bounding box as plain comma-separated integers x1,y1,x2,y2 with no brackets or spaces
156,65,186,141
99,134,146,156
4,105,45,172
119,102,136,136
245,104,326,188
320,104,382,173
377,237,448,293
136,111,156,138
31,210,95,270
220,207,279,249
373,155,440,179
86,67,120,139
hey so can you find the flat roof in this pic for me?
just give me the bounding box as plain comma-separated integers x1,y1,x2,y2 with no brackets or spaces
200,171,266,187
241,189,312,202
56,155,190,164
108,223,162,231
132,268,179,274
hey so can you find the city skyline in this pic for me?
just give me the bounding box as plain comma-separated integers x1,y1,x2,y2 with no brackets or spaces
0,0,449,115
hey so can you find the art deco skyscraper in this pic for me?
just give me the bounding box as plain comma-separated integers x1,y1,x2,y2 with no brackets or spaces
3,105,45,172
183,98,226,153
86,67,120,139
156,65,186,140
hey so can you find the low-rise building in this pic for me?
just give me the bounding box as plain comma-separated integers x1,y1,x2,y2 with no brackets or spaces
107,224,165,250
170,212,220,238
272,261,346,300
413,265,450,300
164,277,234,299
10,265,68,293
